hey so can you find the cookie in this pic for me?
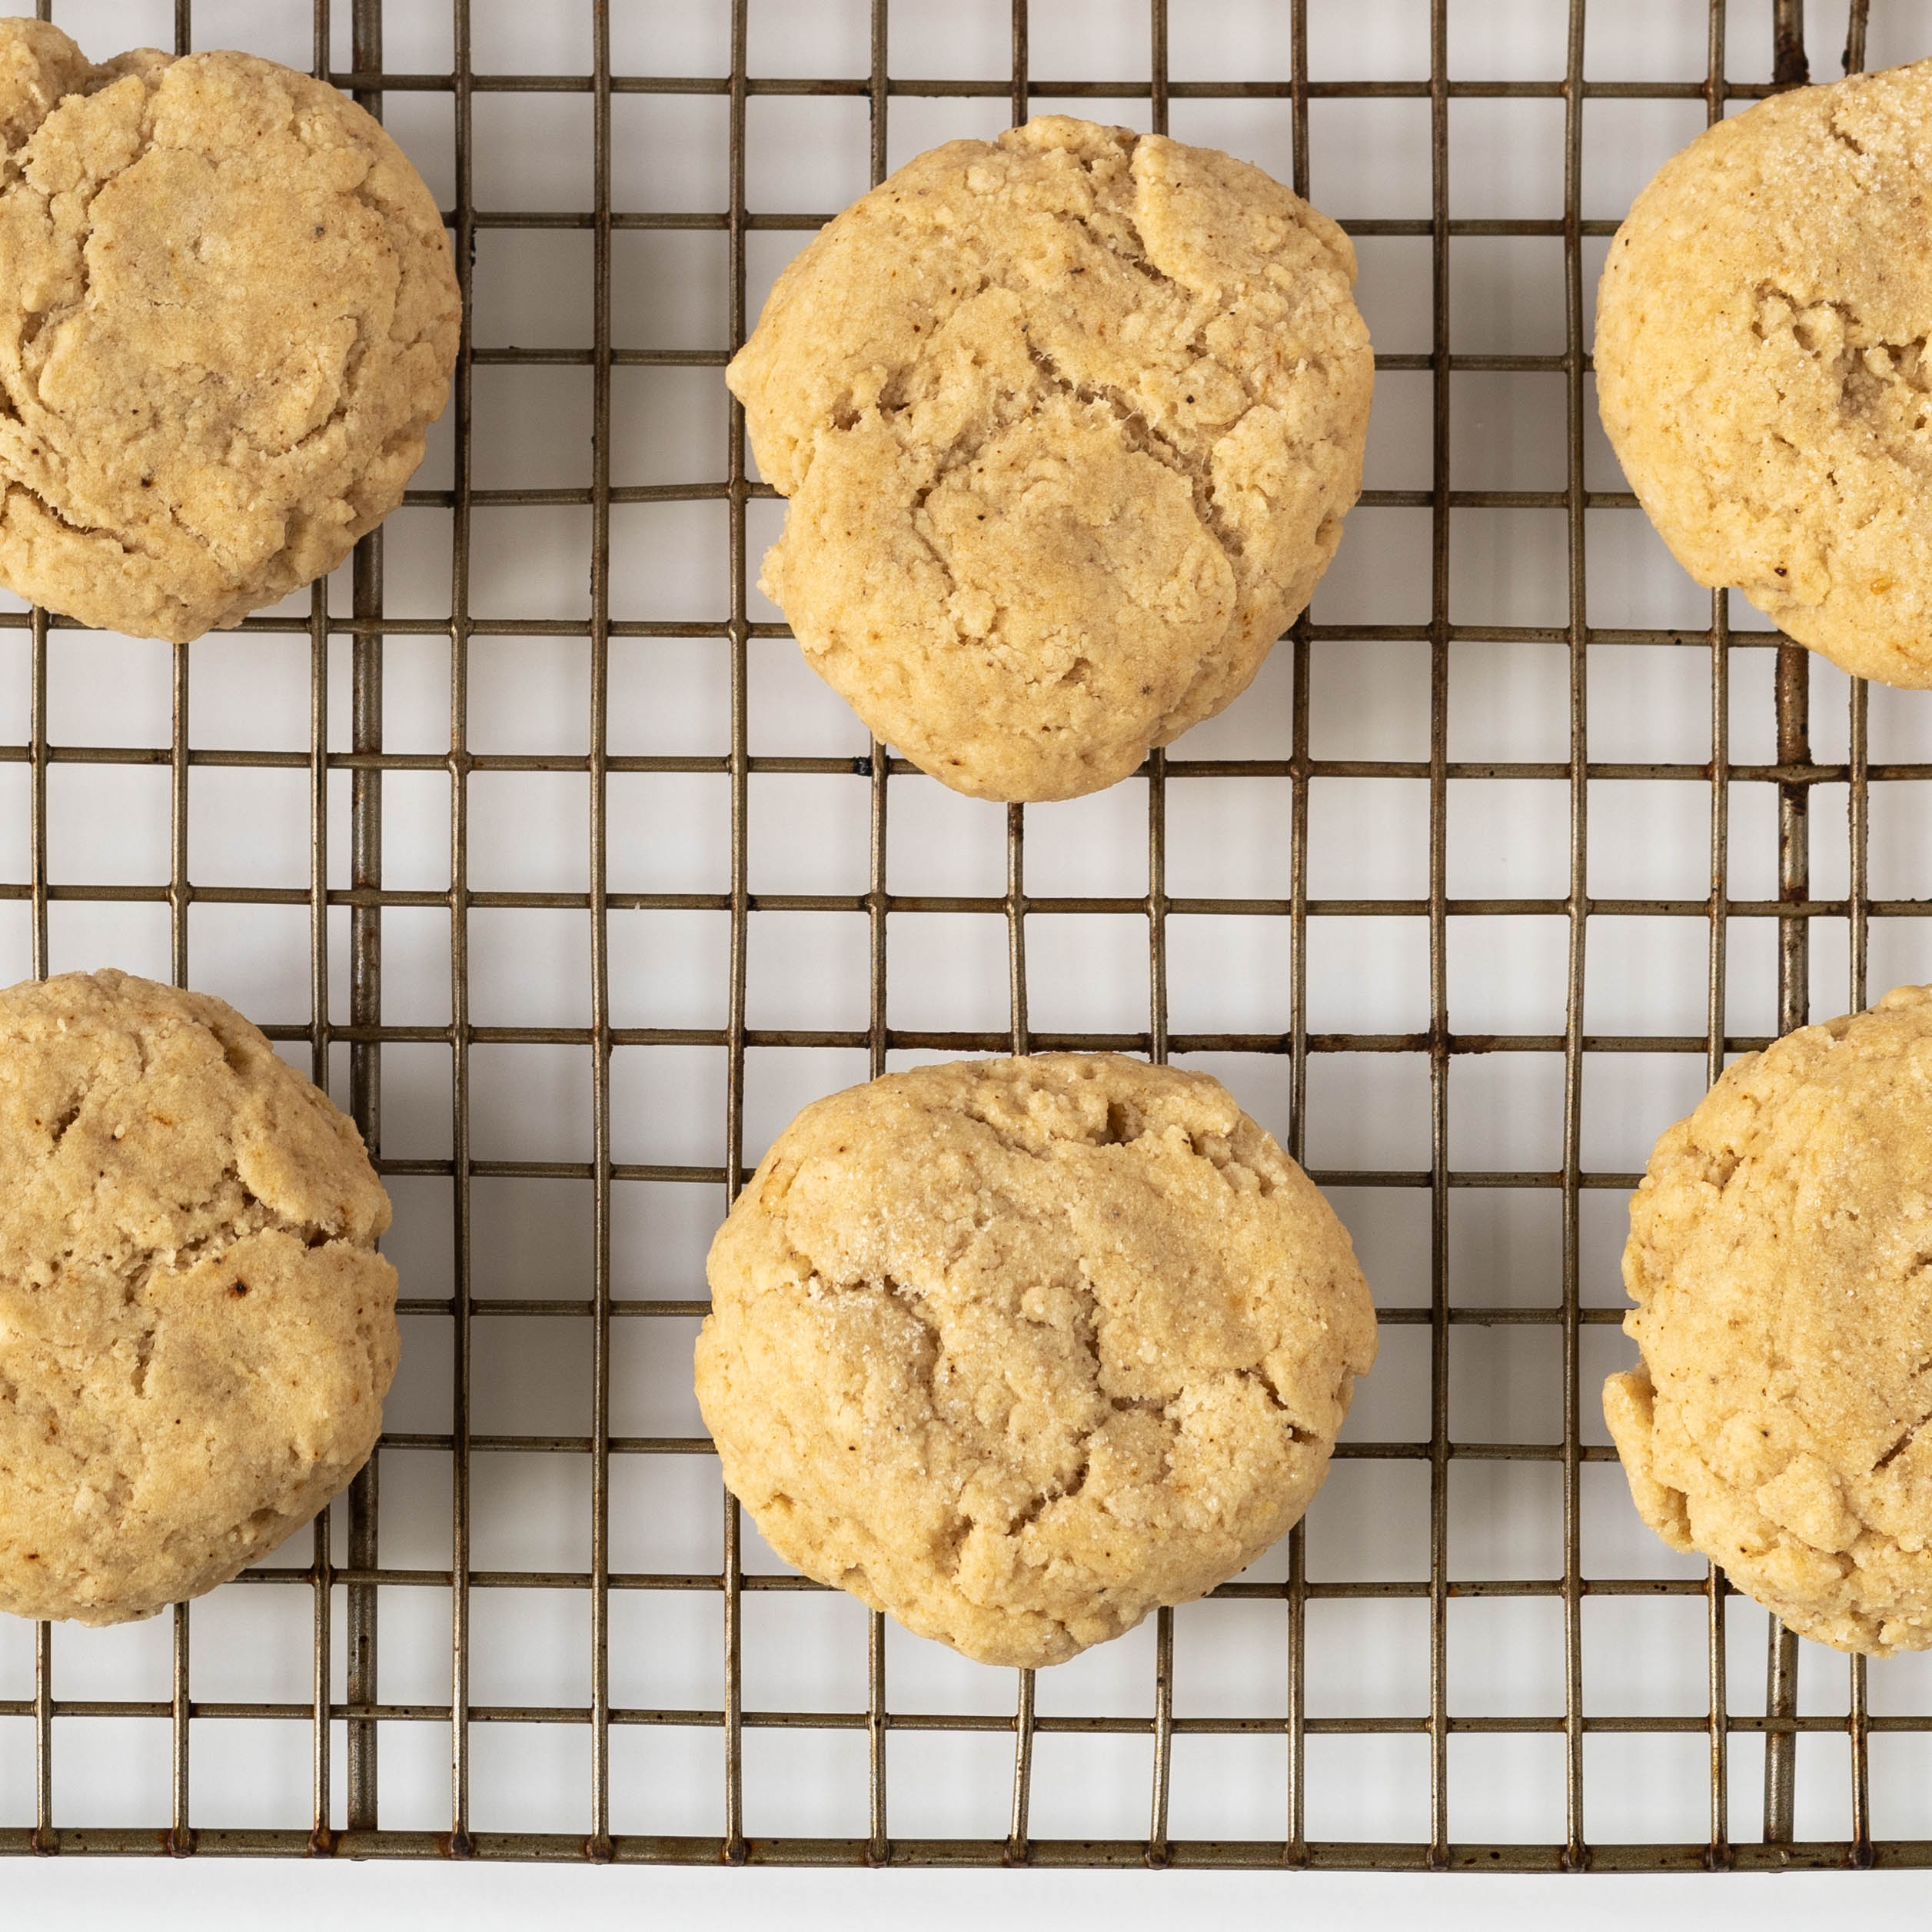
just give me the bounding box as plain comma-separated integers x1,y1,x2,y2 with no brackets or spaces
1596,58,1932,687
0,969,398,1624
727,117,1373,802
0,21,460,643
1605,985,1932,1655
695,1054,1376,1668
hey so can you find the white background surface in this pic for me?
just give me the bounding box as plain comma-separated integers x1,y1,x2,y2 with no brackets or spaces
5,0,1932,1921
6,1861,1932,1931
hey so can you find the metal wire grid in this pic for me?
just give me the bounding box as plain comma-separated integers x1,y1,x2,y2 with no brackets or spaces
0,0,1923,1874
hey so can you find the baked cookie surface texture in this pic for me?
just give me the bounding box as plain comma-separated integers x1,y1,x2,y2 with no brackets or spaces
696,1054,1377,1667
0,19,460,642
1606,985,1932,1655
1596,57,1932,687
726,116,1373,802
0,969,399,1624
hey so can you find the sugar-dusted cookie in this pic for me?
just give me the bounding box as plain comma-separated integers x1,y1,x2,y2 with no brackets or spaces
727,117,1373,801
1608,985,1932,1654
696,1053,1375,1668
1597,58,1932,686
0,969,398,1623
0,20,460,642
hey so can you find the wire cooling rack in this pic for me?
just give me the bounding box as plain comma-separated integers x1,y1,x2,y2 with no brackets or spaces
4,0,1932,1877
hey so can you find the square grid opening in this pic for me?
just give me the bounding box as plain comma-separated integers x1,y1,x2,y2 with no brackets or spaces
0,0,1925,1875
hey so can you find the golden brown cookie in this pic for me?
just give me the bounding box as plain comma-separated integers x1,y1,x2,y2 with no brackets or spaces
1606,985,1932,1655
1596,58,1932,687
727,117,1373,802
695,1054,1376,1668
0,20,460,643
0,969,398,1624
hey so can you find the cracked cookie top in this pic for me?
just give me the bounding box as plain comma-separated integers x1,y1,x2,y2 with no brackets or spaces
0,20,459,643
695,1053,1375,1667
0,969,397,1623
1596,57,1932,687
1606,984,1932,1655
725,117,1373,801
